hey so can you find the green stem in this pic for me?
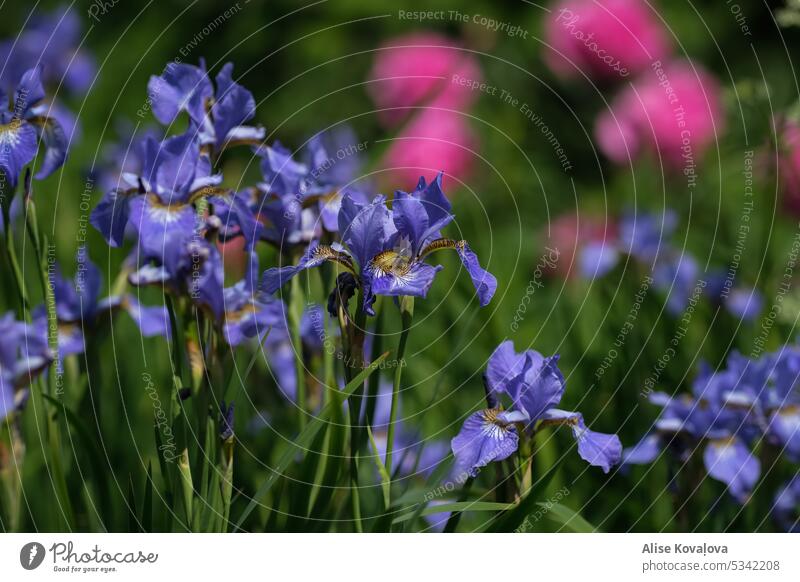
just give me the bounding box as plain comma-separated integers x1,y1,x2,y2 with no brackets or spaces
289,275,307,428
1,192,30,315
384,296,413,500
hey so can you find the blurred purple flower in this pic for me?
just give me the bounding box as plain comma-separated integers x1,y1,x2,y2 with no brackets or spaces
0,313,53,421
773,474,800,532
0,4,96,95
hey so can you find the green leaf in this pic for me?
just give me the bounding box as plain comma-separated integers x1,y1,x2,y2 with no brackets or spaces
366,424,391,509
542,502,597,533
234,351,391,530
392,501,513,525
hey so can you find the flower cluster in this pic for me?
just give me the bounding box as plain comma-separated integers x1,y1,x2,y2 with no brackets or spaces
89,60,288,343
451,341,622,478
625,346,800,505
83,57,499,419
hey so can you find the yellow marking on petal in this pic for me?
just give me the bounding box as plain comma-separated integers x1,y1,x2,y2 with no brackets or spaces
189,186,231,204
371,249,413,277
313,245,355,273
224,302,259,322
419,238,468,260
0,118,23,133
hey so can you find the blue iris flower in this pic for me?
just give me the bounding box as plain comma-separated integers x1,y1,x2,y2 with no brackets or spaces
0,5,96,97
31,247,170,360
147,60,264,151
451,341,622,478
251,128,370,246
0,66,68,190
260,173,496,315
622,352,795,503
0,313,53,421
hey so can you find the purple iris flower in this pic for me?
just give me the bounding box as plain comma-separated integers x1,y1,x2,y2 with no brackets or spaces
32,247,169,358
0,66,68,189
733,347,800,461
578,240,619,279
0,4,96,96
126,128,221,258
773,473,800,532
724,287,764,321
451,341,621,479
147,60,264,151
624,360,763,503
129,229,225,320
618,210,677,263
652,253,700,315
261,173,497,315
91,126,259,255
0,312,53,421
251,131,369,245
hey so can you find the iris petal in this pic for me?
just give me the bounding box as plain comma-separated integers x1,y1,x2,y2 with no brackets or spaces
703,437,760,502
451,408,520,479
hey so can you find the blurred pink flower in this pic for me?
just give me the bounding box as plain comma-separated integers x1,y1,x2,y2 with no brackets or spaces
544,0,670,81
543,212,618,279
595,60,725,168
367,32,482,128
777,118,800,215
380,109,476,190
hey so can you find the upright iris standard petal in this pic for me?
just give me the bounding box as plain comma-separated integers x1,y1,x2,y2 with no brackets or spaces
512,353,566,420
211,63,263,148
392,190,430,254
451,408,520,479
542,409,622,473
486,340,530,395
414,173,453,236
147,62,213,125
14,66,46,113
703,437,760,502
340,195,396,270
256,142,308,196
